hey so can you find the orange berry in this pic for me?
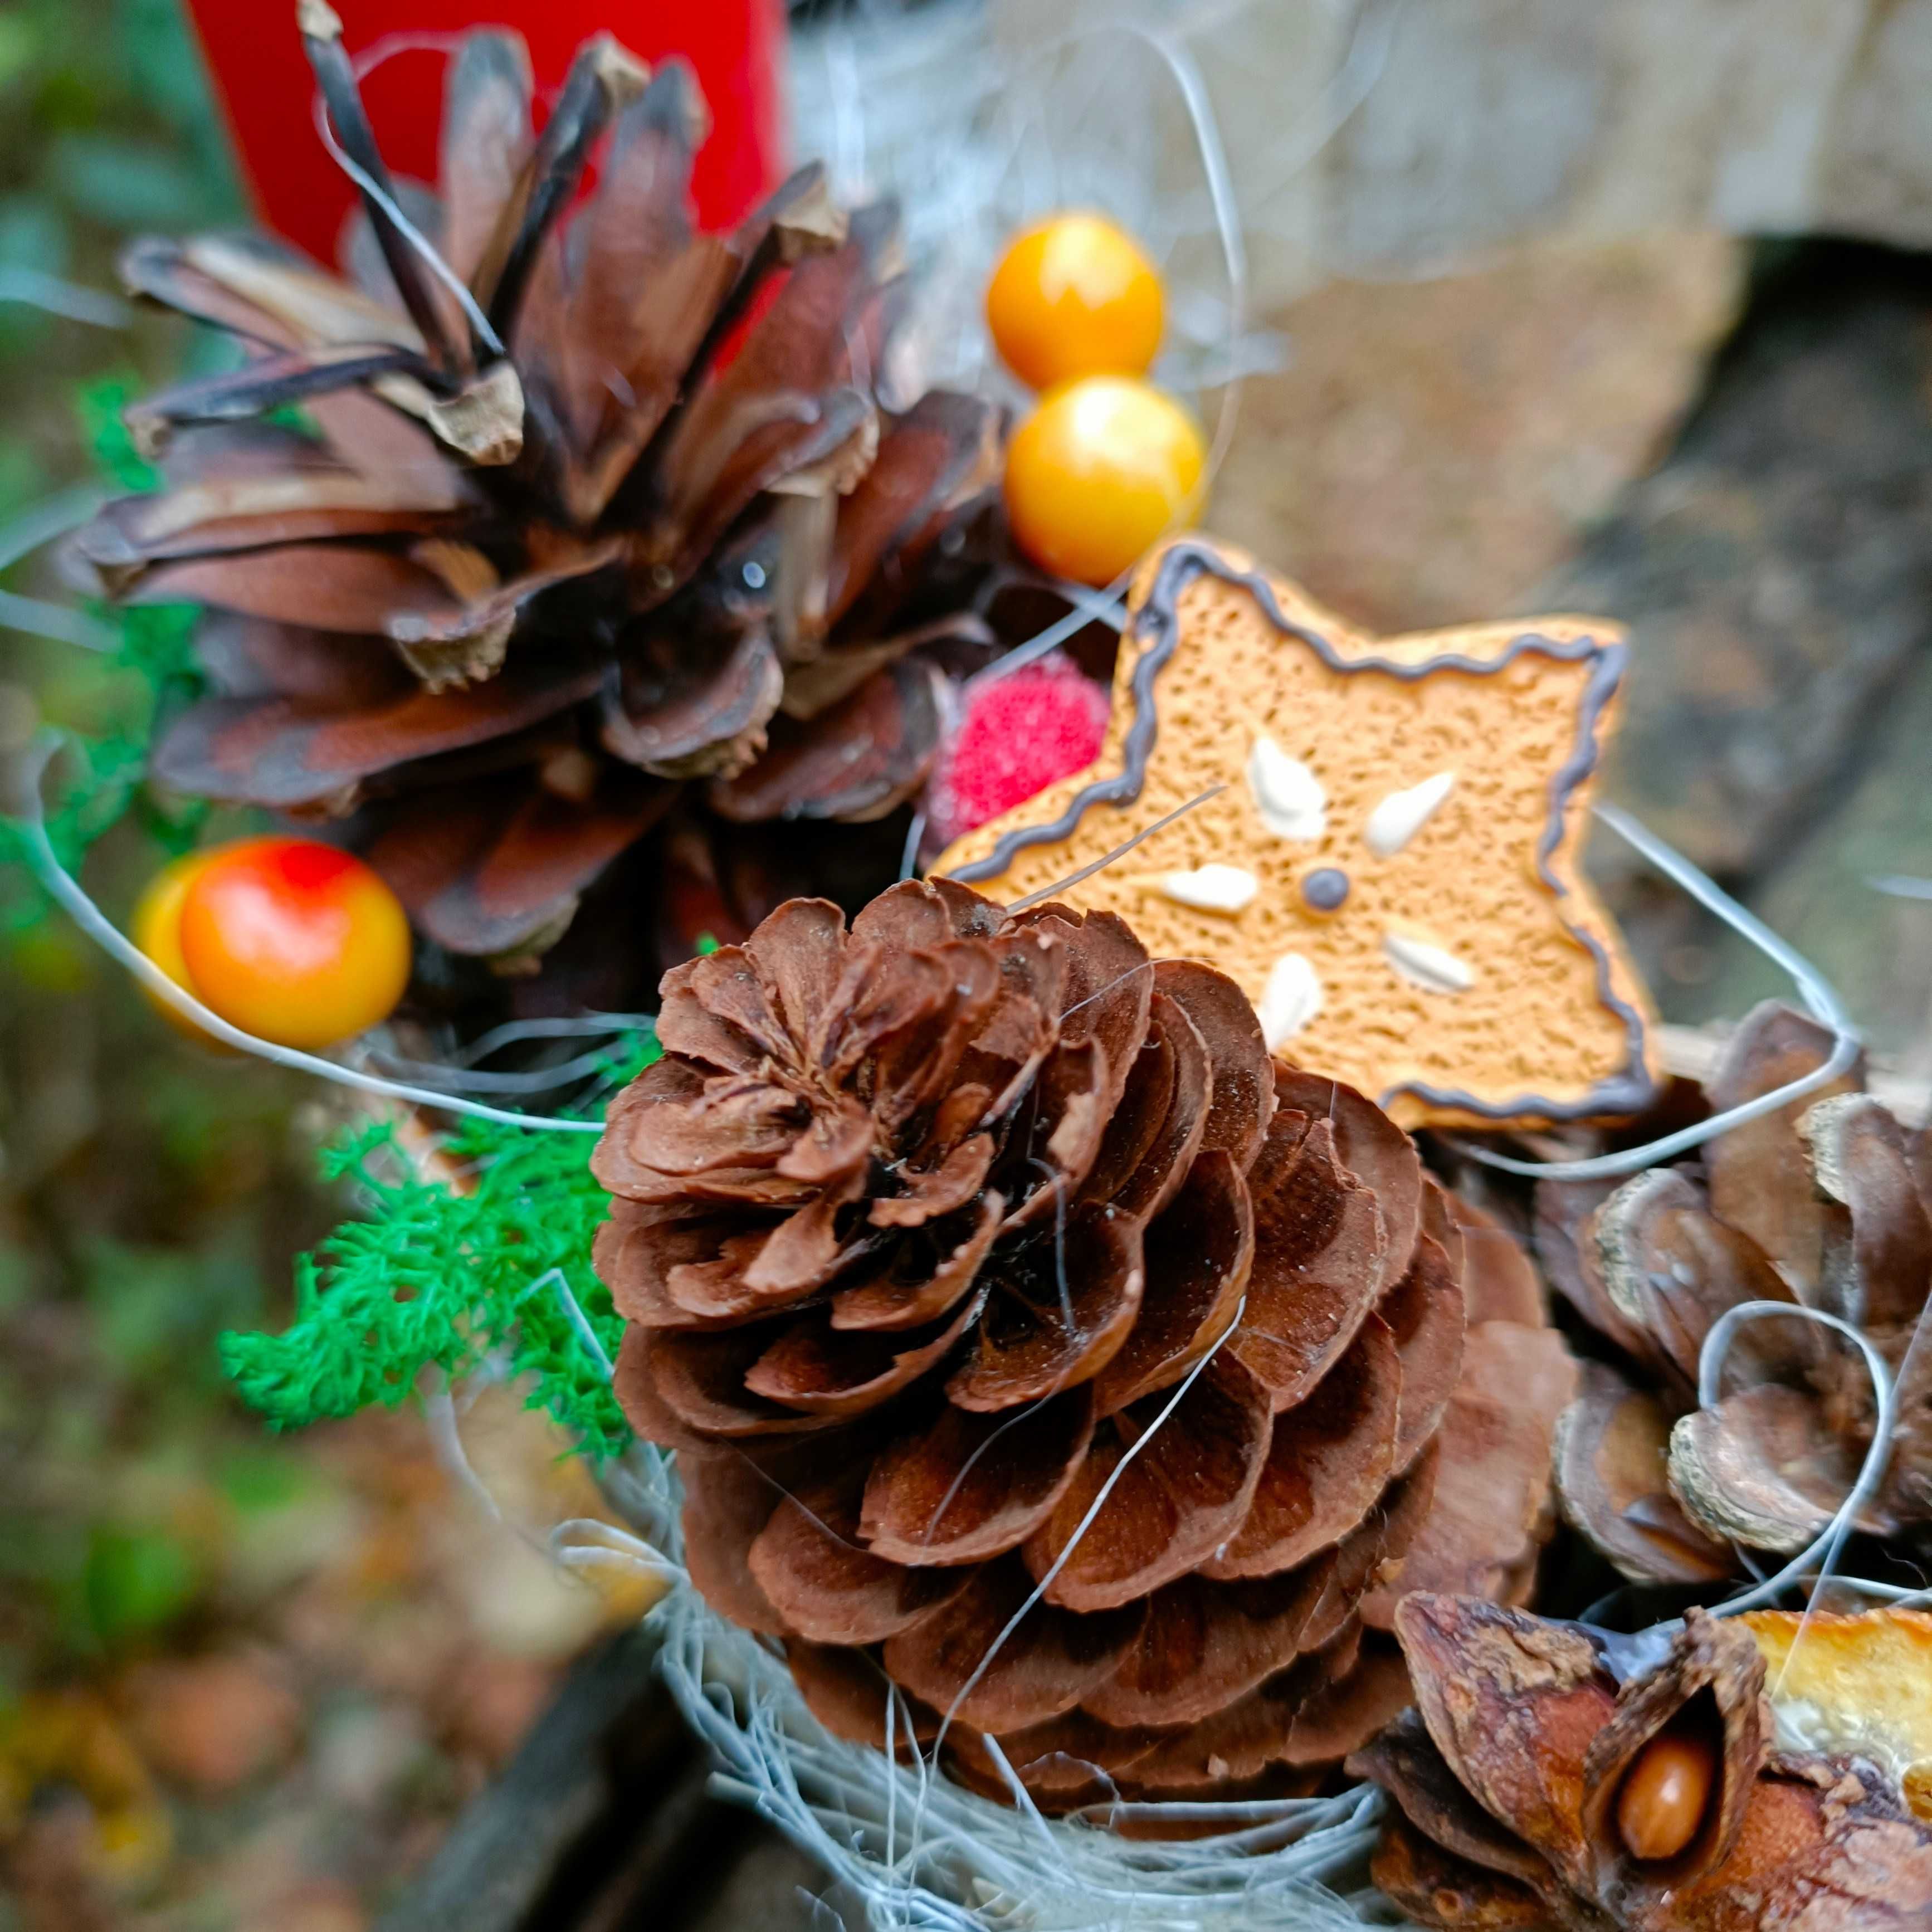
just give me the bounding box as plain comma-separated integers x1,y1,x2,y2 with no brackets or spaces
987,212,1165,391
175,836,410,1050
130,848,222,1038
1003,376,1206,586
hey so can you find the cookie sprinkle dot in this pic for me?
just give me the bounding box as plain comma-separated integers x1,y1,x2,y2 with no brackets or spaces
1301,867,1350,912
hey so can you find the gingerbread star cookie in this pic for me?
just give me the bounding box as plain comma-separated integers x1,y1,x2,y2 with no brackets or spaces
936,536,1658,1128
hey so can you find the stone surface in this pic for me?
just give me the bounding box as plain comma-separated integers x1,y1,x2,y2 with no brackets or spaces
997,0,1932,308
1676,644,1932,1070
1519,242,1932,1067
1209,232,1742,631
1545,244,1932,880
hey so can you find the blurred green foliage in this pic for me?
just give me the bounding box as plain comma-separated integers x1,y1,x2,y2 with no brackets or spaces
0,0,322,1687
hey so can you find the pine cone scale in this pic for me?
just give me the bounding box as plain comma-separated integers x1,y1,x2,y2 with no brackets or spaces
1381,1225,1467,1473
1230,1109,1389,1412
948,1206,1144,1411
748,1479,973,1646
1143,958,1273,1171
830,1193,1003,1331
881,1557,1146,1734
742,1287,987,1417
1204,1312,1403,1580
150,662,602,810
1091,1146,1254,1415
1021,1353,1274,1613
858,1385,1097,1567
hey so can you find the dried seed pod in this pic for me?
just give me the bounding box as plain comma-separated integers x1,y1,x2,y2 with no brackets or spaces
1352,1594,1932,1931
1574,1610,1765,1909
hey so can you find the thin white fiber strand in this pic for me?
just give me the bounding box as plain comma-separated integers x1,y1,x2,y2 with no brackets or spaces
309,39,506,358
544,1266,616,1380
0,589,118,651
930,1310,1241,1755
968,585,1129,692
1453,802,1861,1181
12,737,603,1135
652,1575,1385,1931
0,484,110,570
1703,1302,1897,1621
1005,786,1226,912
0,486,120,648
0,267,133,328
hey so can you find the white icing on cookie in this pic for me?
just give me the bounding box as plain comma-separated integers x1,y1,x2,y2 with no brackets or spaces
1364,770,1456,857
1153,863,1259,914
1383,929,1476,994
1259,952,1323,1047
1247,738,1326,841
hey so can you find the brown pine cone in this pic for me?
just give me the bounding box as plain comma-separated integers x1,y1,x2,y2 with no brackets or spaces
1350,1594,1932,1931
1544,1001,1932,1583
593,879,1577,1807
69,9,1022,992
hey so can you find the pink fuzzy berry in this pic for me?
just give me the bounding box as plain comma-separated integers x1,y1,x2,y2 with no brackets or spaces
927,652,1110,847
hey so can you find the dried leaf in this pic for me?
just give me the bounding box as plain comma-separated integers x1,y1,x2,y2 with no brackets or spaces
1576,1609,1767,1905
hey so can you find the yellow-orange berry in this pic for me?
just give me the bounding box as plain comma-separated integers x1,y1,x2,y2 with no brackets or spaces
986,212,1164,391
133,848,231,1041
1003,376,1206,586
174,836,410,1050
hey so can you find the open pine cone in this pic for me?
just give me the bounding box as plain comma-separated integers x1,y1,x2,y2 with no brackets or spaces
1350,1594,1932,1931
1542,1001,1932,1583
71,7,1017,992
592,878,1577,1807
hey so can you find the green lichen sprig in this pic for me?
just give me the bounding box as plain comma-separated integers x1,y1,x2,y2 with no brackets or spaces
219,1030,658,1460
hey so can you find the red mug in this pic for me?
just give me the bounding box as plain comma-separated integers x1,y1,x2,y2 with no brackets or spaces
179,0,787,264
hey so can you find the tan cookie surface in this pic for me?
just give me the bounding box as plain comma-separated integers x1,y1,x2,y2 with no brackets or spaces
936,536,1657,1127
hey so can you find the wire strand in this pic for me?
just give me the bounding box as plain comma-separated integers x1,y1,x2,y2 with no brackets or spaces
11,735,603,1135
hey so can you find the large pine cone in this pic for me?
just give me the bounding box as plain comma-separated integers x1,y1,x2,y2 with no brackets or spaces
1544,1000,1932,1584
593,880,1577,1807
69,10,1022,992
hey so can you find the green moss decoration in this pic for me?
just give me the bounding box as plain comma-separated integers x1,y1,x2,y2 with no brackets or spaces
220,1031,658,1461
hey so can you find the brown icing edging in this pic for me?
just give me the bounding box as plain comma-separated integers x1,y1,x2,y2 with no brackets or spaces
947,539,1657,1124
